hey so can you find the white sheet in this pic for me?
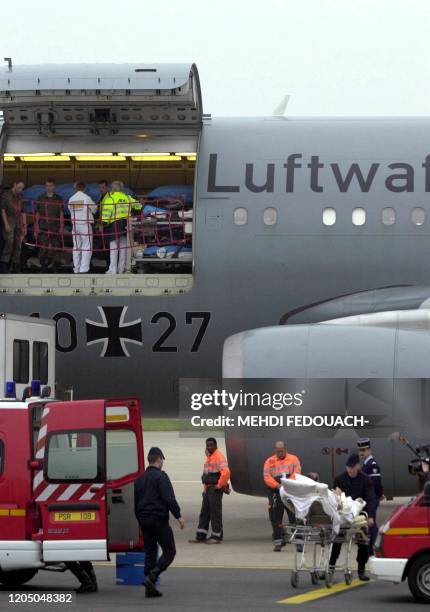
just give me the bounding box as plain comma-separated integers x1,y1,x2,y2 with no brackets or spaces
279,473,366,535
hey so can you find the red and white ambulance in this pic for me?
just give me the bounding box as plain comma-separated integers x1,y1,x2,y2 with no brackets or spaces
370,483,430,603
0,393,144,588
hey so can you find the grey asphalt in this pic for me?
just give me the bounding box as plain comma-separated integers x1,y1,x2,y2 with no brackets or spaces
0,433,418,611
0,566,419,611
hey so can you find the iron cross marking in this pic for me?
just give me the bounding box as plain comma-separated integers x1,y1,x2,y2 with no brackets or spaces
86,306,142,357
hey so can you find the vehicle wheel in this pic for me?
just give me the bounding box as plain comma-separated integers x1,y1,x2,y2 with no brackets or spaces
0,569,38,588
290,571,299,588
311,571,319,585
344,572,353,585
408,555,430,603
325,572,333,588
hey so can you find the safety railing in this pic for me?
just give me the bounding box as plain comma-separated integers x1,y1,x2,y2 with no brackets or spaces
3,196,193,273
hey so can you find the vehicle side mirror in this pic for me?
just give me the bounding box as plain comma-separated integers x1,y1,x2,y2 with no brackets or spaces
423,481,430,506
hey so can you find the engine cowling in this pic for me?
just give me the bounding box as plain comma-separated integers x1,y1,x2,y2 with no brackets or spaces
223,322,430,497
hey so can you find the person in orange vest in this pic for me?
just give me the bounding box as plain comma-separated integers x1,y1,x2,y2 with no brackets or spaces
190,437,230,543
263,440,301,551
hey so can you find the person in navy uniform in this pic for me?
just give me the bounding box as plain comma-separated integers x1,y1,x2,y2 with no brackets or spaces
357,438,383,555
328,453,376,581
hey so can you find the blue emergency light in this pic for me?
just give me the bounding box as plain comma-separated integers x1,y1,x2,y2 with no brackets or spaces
5,381,16,398
31,380,41,397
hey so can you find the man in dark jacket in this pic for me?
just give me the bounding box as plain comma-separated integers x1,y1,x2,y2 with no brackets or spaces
134,447,184,598
35,179,64,273
329,453,377,581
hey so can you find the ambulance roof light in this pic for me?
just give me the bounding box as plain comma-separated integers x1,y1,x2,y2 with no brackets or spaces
5,381,16,398
31,380,41,397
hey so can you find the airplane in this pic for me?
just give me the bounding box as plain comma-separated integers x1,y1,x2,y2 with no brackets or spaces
1,59,430,496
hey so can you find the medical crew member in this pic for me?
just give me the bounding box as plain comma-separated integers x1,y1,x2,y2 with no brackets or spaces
0,179,26,273
101,180,139,274
134,447,184,598
329,453,377,581
191,437,231,543
68,181,97,274
263,441,301,551
35,178,64,273
357,437,383,555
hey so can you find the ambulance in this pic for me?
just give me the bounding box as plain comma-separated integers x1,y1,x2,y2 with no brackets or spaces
370,482,430,603
0,313,55,402
0,392,144,587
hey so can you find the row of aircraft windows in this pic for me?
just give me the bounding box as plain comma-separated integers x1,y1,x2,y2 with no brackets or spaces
233,207,427,227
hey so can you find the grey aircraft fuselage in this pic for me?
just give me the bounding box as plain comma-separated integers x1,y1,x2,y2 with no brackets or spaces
3,115,430,496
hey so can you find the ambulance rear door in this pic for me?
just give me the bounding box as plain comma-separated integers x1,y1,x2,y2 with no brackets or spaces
105,398,144,551
37,400,108,562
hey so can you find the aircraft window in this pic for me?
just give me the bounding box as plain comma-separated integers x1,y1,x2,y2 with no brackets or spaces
412,207,426,226
234,207,248,226
263,207,277,226
382,207,396,226
13,340,29,384
322,208,336,226
352,208,366,226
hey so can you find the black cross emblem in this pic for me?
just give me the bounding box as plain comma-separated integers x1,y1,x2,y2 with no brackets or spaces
86,306,142,357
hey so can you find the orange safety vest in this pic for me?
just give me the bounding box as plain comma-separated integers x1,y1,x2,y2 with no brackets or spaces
263,453,301,489
203,448,230,488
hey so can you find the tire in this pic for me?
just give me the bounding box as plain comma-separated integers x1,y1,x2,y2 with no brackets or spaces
0,569,38,588
344,572,353,585
325,572,333,588
408,555,430,604
311,571,319,585
290,571,299,588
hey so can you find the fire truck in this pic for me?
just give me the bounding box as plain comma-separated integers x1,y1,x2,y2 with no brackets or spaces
370,483,430,603
0,391,144,587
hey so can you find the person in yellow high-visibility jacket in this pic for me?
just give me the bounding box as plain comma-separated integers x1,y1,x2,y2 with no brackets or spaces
101,181,140,274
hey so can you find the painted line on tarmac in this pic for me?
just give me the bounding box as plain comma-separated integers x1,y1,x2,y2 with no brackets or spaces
278,578,368,604
94,562,287,570
175,564,287,570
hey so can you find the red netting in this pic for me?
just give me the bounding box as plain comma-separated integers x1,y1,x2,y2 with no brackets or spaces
22,197,191,253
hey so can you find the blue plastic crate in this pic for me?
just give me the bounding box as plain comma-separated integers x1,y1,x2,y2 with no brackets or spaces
116,552,160,586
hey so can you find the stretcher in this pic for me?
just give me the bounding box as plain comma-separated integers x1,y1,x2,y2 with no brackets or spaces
280,474,368,588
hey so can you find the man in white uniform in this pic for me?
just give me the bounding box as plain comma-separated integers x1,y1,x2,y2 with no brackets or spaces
68,182,97,274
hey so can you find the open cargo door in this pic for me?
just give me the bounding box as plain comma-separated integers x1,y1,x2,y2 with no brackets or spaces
36,400,107,562
105,398,144,551
0,63,202,150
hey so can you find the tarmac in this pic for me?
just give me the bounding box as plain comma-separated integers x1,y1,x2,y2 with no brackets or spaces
0,432,420,610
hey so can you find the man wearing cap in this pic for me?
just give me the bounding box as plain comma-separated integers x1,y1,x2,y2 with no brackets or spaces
357,438,383,555
134,447,185,598
329,453,377,581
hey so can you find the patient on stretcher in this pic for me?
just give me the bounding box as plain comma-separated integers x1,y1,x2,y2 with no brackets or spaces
279,473,367,535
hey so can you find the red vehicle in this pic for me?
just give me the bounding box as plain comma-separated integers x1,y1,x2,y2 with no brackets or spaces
0,395,144,588
370,482,430,603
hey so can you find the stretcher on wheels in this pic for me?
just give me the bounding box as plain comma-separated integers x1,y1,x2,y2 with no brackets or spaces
285,518,368,588
279,474,368,589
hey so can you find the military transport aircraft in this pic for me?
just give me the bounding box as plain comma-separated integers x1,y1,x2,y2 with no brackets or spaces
1,60,430,495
